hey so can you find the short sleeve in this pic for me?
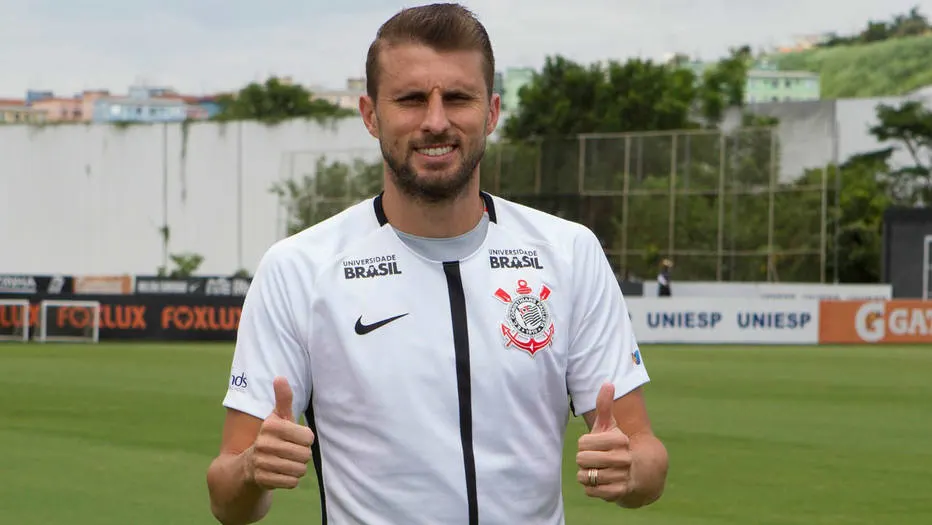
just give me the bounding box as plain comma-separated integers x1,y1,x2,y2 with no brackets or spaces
566,228,650,416
222,245,312,422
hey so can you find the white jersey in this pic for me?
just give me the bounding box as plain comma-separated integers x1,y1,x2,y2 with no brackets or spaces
222,192,650,525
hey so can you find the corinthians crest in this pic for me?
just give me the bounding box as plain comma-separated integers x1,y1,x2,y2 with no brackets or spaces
494,279,555,356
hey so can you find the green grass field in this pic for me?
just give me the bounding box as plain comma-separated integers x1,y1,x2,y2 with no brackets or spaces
2,342,931,524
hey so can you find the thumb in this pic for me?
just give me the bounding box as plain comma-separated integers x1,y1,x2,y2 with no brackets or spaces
590,383,617,433
273,376,295,422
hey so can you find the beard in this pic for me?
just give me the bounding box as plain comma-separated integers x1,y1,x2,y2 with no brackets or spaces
381,134,486,204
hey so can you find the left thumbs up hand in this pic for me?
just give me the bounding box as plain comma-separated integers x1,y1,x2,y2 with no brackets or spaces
576,383,634,503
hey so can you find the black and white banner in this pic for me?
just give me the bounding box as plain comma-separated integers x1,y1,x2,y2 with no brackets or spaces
134,276,252,297
0,275,73,295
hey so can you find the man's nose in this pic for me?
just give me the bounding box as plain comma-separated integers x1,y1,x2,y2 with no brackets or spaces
421,91,451,135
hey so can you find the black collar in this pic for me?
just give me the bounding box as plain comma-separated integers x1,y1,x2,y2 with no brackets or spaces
373,192,497,227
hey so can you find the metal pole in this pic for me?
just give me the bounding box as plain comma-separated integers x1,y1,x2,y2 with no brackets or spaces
832,102,841,283
237,121,244,271
767,129,776,282
162,123,169,270
668,133,678,260
820,163,828,284
730,135,737,281
684,134,691,190
923,235,932,300
717,132,726,281
621,136,631,274
578,135,587,194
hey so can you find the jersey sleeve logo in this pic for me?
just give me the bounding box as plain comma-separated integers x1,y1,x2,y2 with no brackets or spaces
494,279,555,356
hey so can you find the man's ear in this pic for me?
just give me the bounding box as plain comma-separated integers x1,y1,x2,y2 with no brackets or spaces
360,95,379,139
486,92,501,137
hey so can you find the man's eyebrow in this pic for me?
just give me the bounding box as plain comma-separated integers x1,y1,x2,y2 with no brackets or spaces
391,88,480,100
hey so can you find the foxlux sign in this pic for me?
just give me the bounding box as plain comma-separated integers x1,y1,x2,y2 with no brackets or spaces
625,297,820,345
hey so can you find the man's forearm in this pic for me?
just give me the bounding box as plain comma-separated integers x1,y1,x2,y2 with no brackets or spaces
618,433,668,509
206,450,272,525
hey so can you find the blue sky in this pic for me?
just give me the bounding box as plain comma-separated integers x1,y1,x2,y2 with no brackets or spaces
2,0,930,97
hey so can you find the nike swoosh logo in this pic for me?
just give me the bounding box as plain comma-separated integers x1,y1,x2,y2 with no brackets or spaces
355,313,409,335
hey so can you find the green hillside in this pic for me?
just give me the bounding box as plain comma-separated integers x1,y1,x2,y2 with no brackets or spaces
771,34,932,98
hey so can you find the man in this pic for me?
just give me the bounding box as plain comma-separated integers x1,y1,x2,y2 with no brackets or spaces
657,259,673,297
206,3,668,524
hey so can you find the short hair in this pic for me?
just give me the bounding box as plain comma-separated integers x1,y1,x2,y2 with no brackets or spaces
365,3,495,100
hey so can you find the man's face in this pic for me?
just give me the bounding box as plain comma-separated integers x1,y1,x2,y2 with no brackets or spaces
360,43,501,203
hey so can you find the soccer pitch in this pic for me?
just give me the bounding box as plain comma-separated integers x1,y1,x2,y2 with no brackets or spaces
2,342,930,524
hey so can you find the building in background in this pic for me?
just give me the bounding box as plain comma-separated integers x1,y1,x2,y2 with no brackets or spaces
677,59,820,103
92,85,220,123
774,34,829,54
493,71,504,99
22,89,112,123
25,90,54,105
0,85,221,124
745,69,821,103
31,96,85,122
501,67,535,113
311,77,366,111
745,60,820,102
93,96,188,122
0,98,47,123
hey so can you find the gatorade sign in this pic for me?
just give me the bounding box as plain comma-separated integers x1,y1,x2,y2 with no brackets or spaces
818,300,932,344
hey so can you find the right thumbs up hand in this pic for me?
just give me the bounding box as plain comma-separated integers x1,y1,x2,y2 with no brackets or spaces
247,376,316,490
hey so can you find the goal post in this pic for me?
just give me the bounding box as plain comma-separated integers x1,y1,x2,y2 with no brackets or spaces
38,300,101,343
0,299,30,342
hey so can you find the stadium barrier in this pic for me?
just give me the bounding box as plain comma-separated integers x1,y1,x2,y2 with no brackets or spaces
625,297,932,345
625,297,820,345
0,293,242,341
818,299,932,344
0,273,928,344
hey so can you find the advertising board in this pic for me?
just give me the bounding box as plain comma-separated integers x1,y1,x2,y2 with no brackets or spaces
134,276,252,297
818,300,932,344
0,274,73,295
625,297,820,345
0,294,241,341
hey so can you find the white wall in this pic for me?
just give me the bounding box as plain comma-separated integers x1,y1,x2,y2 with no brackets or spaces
4,95,927,277
724,93,932,182
1,118,380,276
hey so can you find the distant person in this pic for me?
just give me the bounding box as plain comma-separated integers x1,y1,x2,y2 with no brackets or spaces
205,4,668,525
657,259,673,297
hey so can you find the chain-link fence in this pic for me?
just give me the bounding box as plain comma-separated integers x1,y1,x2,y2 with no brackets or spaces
478,128,834,283
281,127,835,283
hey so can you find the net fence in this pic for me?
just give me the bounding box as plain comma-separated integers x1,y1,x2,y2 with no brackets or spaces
281,127,835,282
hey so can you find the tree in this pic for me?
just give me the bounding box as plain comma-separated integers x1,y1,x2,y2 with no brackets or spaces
501,50,754,145
214,77,356,124
867,100,932,205
157,252,205,278
696,46,752,124
783,152,892,283
817,6,930,47
501,56,700,142
271,156,383,235
832,154,893,283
